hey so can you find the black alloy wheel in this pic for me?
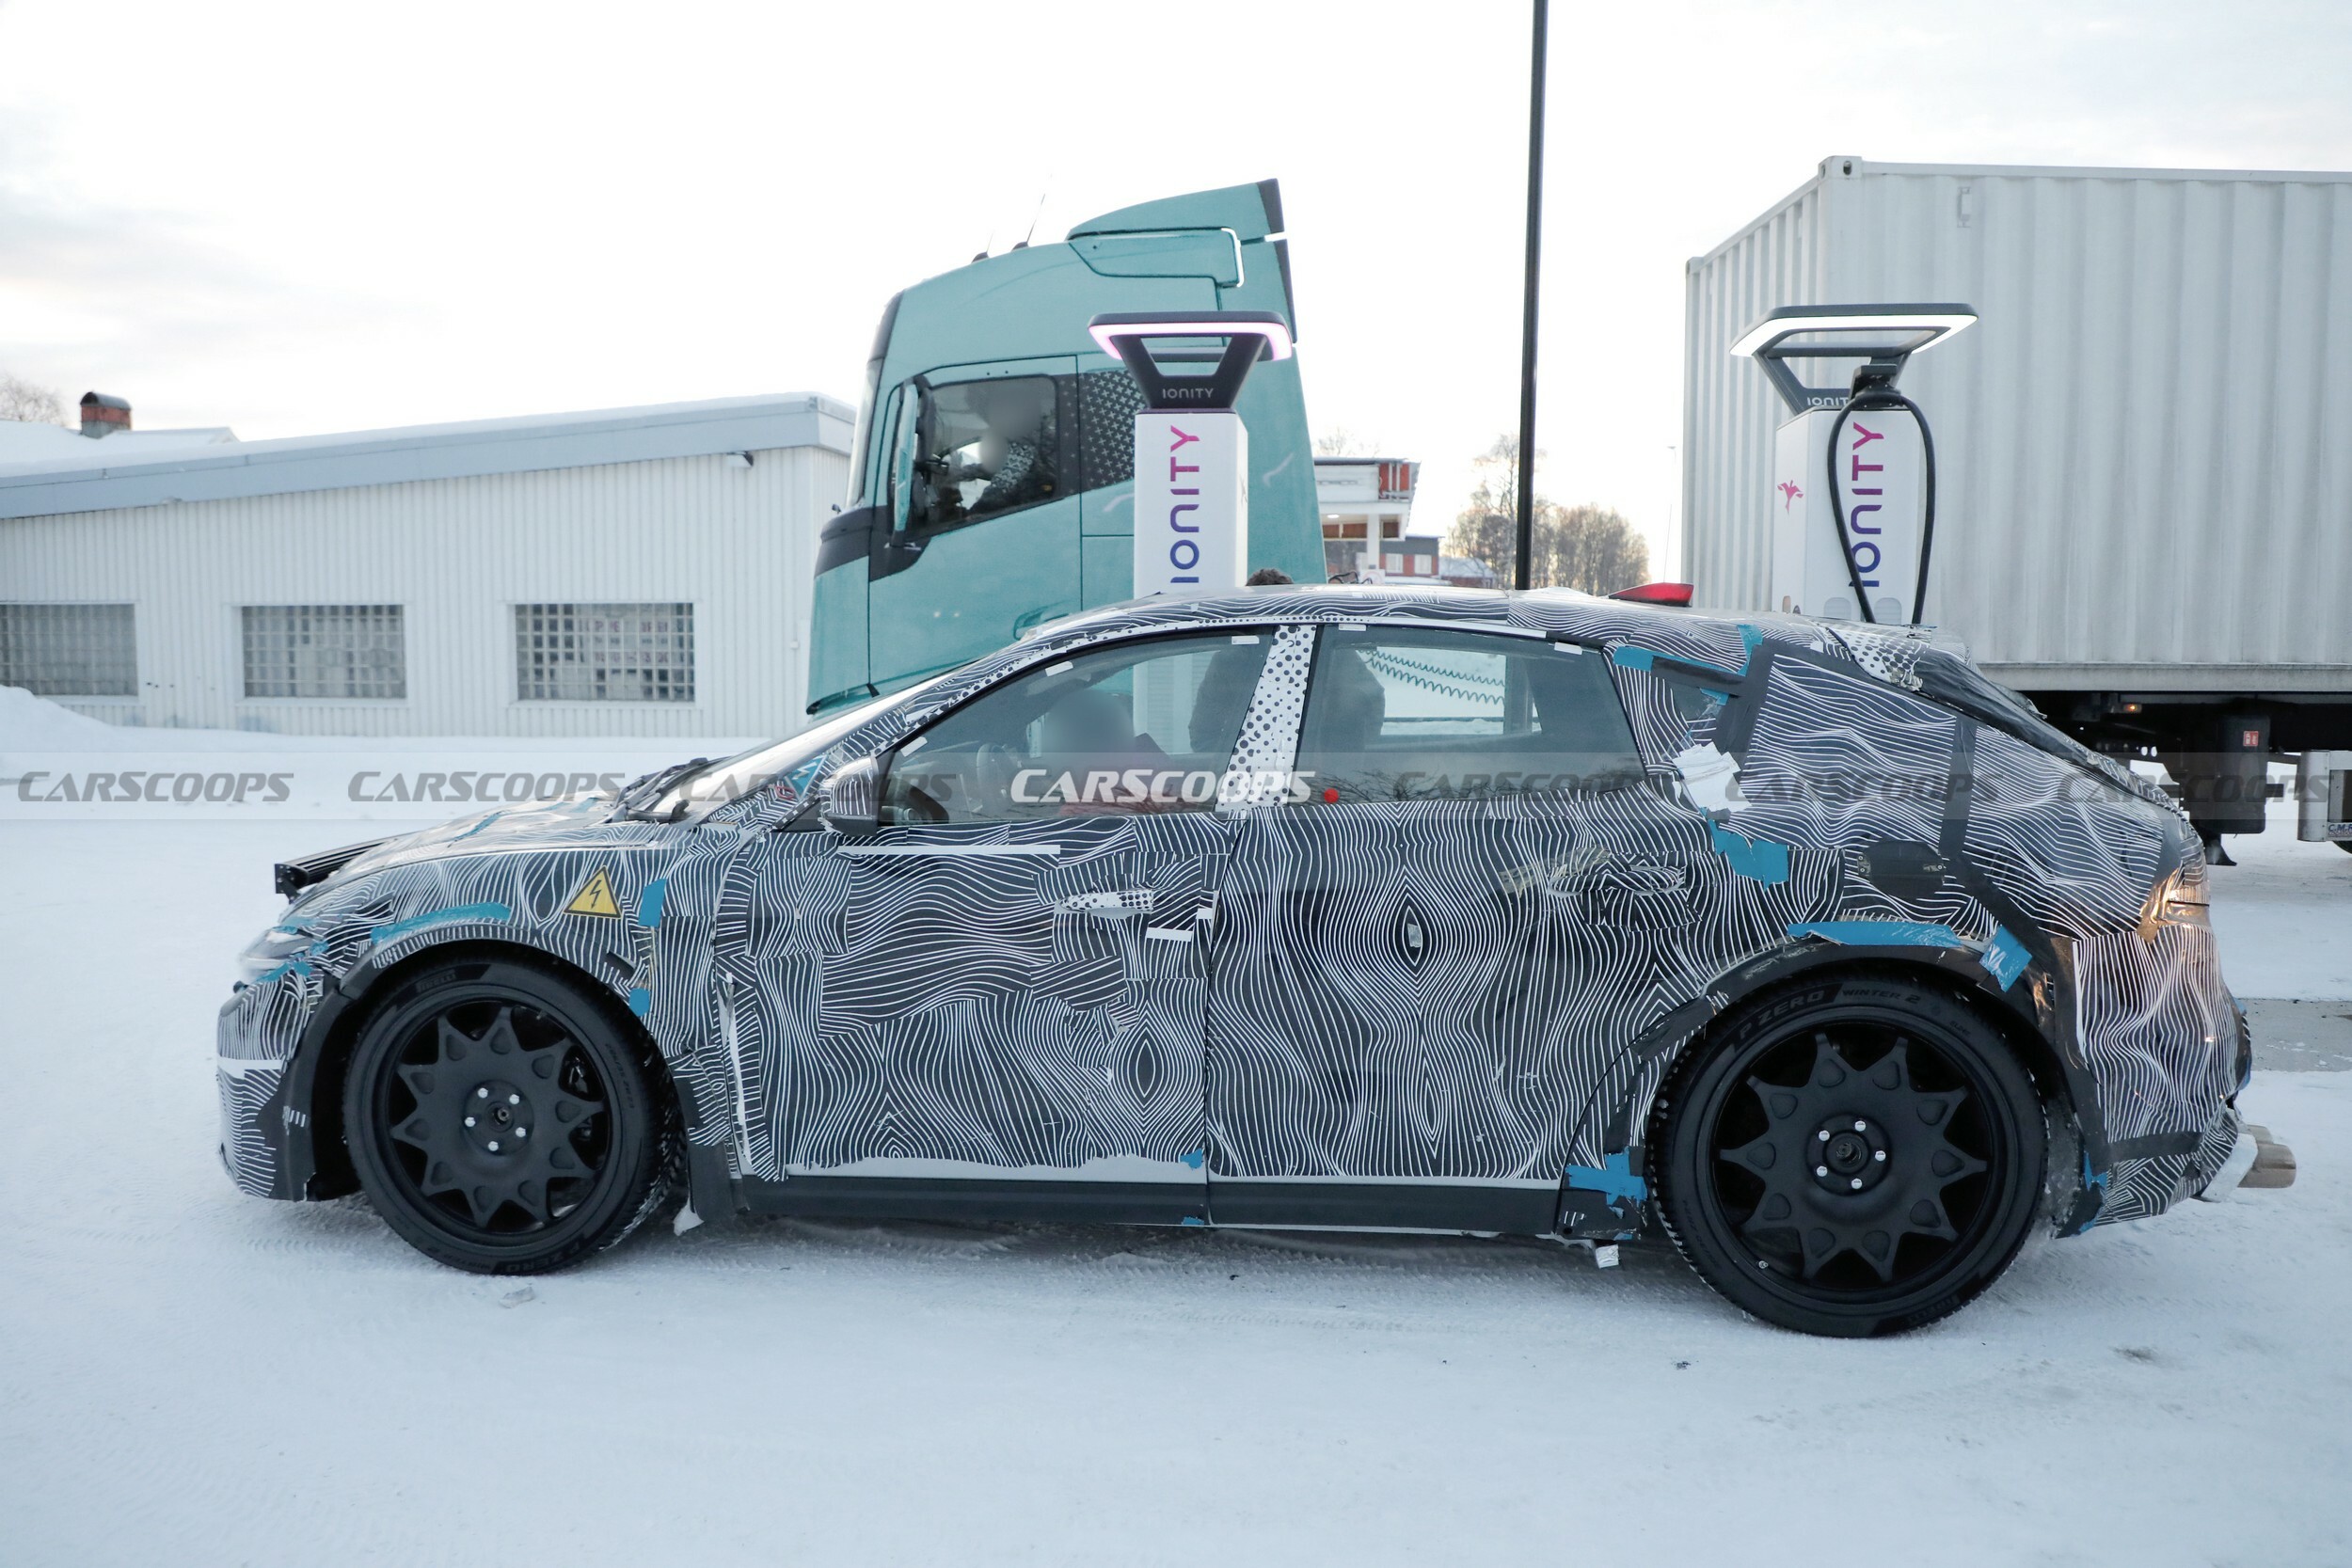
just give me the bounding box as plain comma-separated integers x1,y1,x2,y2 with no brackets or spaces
343,958,666,1273
1656,974,2046,1337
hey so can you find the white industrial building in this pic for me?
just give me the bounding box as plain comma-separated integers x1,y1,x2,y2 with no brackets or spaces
1312,456,1494,587
0,394,850,737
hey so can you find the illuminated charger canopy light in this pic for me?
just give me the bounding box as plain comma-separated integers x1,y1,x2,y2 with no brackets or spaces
1086,314,1295,363
1730,305,1978,362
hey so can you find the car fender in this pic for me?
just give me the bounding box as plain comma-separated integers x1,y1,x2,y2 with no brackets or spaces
1554,933,2091,1240
266,847,724,1199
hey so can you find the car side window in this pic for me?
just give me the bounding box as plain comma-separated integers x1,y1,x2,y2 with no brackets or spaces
1290,626,1645,802
905,376,1064,533
882,633,1273,824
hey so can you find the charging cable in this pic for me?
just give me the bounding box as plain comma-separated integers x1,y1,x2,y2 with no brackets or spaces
1825,368,1940,625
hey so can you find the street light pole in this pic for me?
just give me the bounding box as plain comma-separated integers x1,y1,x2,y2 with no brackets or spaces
1514,0,1549,592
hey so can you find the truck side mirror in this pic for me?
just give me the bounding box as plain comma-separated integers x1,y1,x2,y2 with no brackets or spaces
820,756,882,836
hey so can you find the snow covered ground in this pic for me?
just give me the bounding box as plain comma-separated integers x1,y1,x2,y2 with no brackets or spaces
2,813,2347,1567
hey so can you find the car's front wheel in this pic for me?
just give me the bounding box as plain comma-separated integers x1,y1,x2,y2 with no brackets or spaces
342,957,667,1273
1655,974,2046,1337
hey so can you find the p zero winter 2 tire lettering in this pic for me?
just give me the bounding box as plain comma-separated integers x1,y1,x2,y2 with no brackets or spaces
1655,974,2047,1338
342,957,667,1274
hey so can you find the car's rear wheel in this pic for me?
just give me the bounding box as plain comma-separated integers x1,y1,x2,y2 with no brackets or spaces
343,957,666,1273
1655,974,2045,1337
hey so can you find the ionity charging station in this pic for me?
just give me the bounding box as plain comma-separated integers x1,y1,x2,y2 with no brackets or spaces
1088,311,1295,597
1732,305,1977,625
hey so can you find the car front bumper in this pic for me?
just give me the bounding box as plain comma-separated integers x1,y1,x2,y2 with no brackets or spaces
215,962,326,1200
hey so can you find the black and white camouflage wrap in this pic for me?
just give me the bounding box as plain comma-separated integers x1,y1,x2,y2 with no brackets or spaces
218,586,2245,1237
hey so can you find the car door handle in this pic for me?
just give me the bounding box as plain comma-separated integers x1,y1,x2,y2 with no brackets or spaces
1057,889,1155,918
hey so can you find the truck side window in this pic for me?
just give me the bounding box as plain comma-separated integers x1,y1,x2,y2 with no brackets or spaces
908,376,1061,531
1073,369,1149,490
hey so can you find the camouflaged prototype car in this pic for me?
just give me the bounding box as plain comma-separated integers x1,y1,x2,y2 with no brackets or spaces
221,585,2282,1336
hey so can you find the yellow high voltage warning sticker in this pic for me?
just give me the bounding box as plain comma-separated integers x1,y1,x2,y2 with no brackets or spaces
565,868,622,918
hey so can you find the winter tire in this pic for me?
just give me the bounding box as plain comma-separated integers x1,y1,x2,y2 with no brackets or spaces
343,957,666,1273
1656,974,2046,1337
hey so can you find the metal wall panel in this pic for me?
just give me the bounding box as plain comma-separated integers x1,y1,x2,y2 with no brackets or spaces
1684,157,2352,689
0,446,845,738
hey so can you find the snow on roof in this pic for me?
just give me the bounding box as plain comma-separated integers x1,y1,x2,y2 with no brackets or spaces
0,393,854,521
0,421,237,465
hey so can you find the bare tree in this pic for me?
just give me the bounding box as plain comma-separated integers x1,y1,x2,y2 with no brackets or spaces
1314,426,1390,457
1443,434,1649,594
1443,434,1524,579
1534,503,1650,594
1,372,68,426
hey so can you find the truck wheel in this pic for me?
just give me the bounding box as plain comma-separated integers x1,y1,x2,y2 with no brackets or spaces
343,957,667,1274
1655,975,2045,1337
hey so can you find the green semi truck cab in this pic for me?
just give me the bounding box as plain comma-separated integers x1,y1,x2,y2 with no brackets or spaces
806,181,1323,715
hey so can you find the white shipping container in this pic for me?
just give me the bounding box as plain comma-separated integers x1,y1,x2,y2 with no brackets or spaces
1683,156,2352,695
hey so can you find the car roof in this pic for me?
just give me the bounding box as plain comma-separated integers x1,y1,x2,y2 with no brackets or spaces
1036,582,1540,634
1031,581,1731,650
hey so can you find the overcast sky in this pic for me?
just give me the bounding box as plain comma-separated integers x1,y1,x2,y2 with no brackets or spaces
6,0,2351,573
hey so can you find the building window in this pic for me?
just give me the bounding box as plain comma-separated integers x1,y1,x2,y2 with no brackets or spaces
241,605,406,699
516,603,695,703
0,602,137,697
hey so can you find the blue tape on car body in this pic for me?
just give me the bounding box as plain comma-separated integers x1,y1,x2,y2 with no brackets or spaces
1562,1149,1648,1202
369,902,513,944
1710,823,1790,883
1788,919,1967,950
1979,925,2031,990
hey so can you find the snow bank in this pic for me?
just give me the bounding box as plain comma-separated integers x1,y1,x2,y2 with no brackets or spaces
2,687,768,755
0,684,128,748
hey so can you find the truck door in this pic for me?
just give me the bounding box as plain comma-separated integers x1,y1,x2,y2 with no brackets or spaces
867,356,1081,690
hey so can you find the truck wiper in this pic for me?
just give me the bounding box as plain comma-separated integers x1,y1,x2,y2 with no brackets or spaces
613,757,711,821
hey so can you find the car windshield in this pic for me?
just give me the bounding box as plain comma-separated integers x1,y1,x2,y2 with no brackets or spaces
656,677,946,816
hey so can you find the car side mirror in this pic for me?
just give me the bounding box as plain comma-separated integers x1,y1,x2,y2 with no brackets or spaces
820,755,882,836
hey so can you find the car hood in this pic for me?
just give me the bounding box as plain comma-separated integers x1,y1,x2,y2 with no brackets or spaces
326,800,681,885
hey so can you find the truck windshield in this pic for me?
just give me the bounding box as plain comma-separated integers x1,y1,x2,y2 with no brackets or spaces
845,292,903,507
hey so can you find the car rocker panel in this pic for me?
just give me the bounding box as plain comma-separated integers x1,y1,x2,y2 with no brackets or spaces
221,585,2247,1297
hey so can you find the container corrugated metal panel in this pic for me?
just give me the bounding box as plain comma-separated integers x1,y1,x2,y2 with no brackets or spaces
1684,156,2352,689
0,446,844,737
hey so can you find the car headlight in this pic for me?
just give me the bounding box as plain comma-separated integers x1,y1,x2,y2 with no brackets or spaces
235,925,318,986
2140,868,2211,937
